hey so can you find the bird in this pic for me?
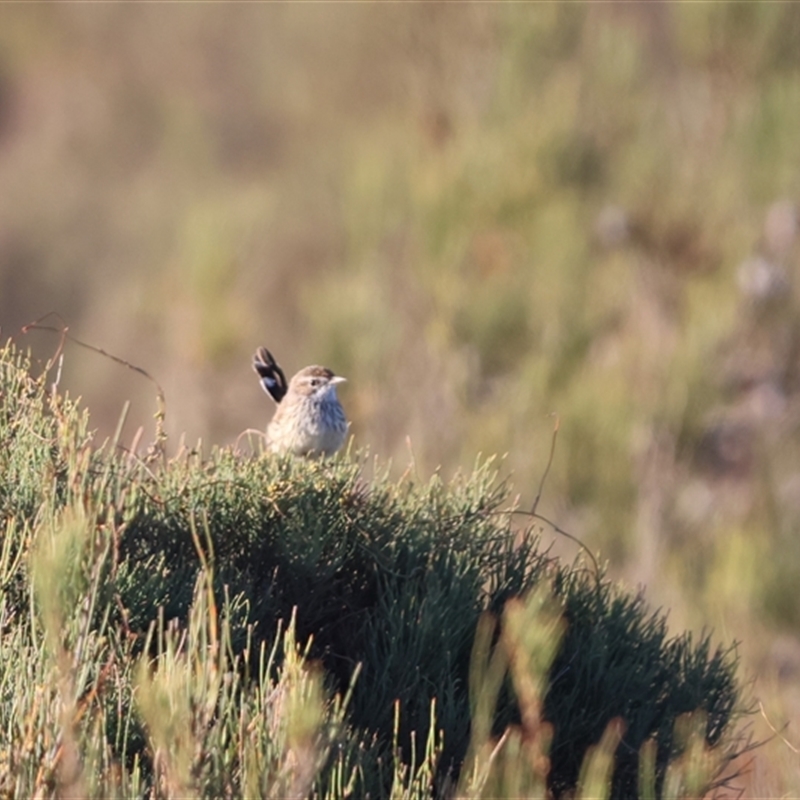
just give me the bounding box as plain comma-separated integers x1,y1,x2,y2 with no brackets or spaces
253,347,349,457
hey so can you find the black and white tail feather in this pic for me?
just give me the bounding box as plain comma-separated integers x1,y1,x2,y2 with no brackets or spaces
253,347,289,404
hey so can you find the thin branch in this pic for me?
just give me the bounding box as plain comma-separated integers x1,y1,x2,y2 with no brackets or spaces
531,414,559,517
510,508,600,579
758,700,799,753
21,313,167,460
234,428,268,455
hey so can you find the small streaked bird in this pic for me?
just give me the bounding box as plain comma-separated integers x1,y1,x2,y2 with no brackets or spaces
253,347,349,457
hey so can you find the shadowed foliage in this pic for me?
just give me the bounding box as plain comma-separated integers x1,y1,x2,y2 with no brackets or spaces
0,341,746,797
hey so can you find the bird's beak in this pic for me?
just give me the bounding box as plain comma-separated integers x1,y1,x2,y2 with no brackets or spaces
331,376,347,385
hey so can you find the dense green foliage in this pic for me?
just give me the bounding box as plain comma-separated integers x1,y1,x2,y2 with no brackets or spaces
0,341,745,797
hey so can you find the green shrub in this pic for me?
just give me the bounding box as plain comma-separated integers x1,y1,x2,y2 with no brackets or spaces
0,340,746,797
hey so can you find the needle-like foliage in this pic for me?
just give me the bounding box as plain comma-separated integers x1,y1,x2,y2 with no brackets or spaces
0,341,747,798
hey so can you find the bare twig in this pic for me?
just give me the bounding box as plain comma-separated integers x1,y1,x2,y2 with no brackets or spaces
531,414,559,517
234,427,269,455
21,313,167,461
508,508,600,579
758,700,799,753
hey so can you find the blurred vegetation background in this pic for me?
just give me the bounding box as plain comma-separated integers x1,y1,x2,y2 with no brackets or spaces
1,3,800,791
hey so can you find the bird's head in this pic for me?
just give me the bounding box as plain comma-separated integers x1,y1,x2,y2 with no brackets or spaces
290,366,346,399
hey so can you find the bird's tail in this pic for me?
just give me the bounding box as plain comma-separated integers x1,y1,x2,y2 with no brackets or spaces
253,347,288,403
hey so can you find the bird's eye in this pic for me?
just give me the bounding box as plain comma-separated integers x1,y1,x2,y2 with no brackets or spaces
310,378,320,388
